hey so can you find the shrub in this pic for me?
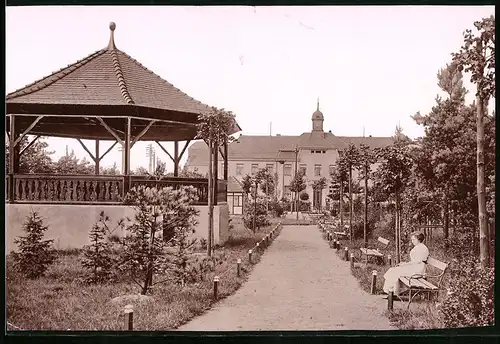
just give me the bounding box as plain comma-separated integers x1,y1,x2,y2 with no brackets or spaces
439,260,494,328
199,238,208,251
375,211,395,240
120,185,200,295
299,192,309,201
268,199,284,217
299,200,310,212
81,211,120,284
12,210,57,279
243,196,270,231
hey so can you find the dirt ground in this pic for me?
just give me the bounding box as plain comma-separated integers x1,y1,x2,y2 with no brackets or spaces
178,225,395,331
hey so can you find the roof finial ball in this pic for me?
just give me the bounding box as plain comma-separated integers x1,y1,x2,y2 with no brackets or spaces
107,22,117,50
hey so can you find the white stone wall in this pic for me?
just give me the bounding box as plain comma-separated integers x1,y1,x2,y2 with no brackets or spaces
6,203,229,253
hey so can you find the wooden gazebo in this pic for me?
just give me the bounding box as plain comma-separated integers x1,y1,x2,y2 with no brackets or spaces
6,22,240,206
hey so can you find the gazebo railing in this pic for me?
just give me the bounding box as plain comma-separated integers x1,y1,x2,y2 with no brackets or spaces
10,174,124,204
6,174,228,206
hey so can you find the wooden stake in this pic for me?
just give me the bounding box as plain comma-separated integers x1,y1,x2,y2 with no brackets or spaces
371,270,377,294
388,291,394,311
213,276,219,300
344,247,349,261
237,259,241,277
387,254,392,267
124,304,133,331
248,249,253,264
350,253,355,269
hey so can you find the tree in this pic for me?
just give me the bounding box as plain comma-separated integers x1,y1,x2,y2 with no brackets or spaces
452,15,495,269
196,107,236,256
100,162,120,175
12,210,57,279
6,135,54,174
358,143,377,247
331,158,349,226
120,185,199,295
81,211,121,284
412,62,470,240
340,144,361,242
312,177,327,211
166,166,205,178
52,150,94,175
289,170,307,212
132,166,149,175
373,131,413,263
245,168,273,231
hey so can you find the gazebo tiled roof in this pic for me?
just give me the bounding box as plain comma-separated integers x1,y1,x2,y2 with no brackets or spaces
6,22,241,142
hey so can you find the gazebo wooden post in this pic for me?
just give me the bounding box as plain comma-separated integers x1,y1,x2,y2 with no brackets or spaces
213,139,219,206
123,117,131,195
174,141,179,177
95,139,100,175
8,115,16,202
223,139,228,181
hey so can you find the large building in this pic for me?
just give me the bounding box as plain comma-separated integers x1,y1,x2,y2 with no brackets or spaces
185,102,393,211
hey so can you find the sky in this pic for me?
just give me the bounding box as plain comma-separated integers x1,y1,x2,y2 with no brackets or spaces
6,6,495,172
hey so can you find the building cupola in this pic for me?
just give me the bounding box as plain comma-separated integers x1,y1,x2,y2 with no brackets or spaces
312,97,324,132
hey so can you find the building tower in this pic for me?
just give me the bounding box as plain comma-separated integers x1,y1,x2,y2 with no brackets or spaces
312,98,324,132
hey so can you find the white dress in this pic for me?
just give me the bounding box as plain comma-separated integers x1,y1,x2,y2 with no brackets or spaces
383,243,430,295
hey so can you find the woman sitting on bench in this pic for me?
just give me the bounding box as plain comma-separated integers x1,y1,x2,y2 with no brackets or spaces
382,231,429,297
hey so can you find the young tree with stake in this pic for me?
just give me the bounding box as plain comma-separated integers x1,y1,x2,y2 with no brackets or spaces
452,15,495,269
197,108,237,256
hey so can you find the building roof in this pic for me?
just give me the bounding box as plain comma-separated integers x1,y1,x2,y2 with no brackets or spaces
185,132,393,166
227,176,244,193
6,22,241,141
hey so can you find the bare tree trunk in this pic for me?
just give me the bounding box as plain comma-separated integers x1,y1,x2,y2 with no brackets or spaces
339,178,344,227
349,165,353,242
395,187,400,264
142,218,157,295
443,192,449,239
253,181,258,233
207,139,214,257
476,87,489,269
364,164,368,248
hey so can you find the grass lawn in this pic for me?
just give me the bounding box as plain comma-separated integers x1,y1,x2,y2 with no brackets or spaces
6,216,281,331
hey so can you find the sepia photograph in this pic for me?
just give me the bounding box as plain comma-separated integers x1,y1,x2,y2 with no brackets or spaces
5,5,495,332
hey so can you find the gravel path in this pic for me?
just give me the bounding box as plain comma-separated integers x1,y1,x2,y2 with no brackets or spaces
178,225,394,331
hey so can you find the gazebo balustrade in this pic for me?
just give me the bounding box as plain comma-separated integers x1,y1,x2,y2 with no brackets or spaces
7,173,227,205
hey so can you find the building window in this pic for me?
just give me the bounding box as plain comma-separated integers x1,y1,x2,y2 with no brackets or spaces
266,163,274,174
314,164,322,176
284,164,292,176
299,164,307,176
235,194,243,207
284,186,291,198
251,164,259,175
236,164,244,175
329,165,335,176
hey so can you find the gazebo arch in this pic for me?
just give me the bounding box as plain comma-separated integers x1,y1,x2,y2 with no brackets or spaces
6,22,240,206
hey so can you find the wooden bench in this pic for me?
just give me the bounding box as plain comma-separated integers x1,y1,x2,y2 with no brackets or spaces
389,257,449,310
333,224,348,239
359,237,389,265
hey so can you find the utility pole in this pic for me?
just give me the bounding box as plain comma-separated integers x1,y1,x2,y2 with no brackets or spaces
146,144,156,174
295,145,299,221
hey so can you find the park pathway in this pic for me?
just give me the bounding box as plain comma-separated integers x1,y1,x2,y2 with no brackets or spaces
178,225,394,331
